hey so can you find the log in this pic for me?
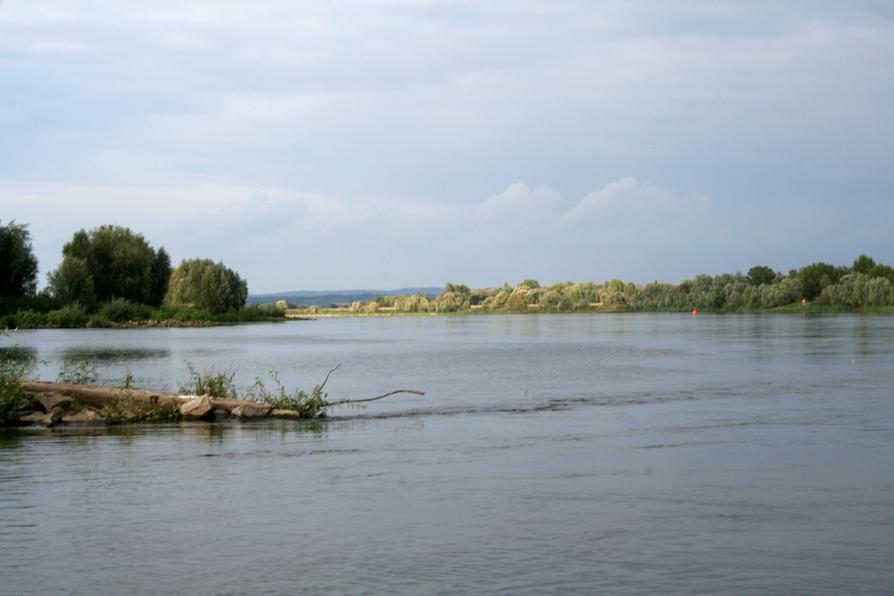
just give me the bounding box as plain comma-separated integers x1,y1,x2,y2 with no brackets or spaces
21,380,283,415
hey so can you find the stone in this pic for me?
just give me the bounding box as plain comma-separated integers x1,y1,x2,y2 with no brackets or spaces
271,409,302,419
62,408,105,423
17,411,45,424
35,392,72,413
180,396,214,420
231,402,271,418
211,408,231,420
38,410,63,426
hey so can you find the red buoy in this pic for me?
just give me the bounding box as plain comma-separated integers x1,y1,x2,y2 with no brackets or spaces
692,307,698,316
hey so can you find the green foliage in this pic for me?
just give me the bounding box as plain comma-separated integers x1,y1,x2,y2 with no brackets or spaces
178,361,238,398
0,220,39,300
102,392,181,425
747,265,776,286
247,369,330,419
47,257,96,309
798,262,847,300
48,225,169,307
0,310,47,329
56,355,98,385
0,358,33,423
165,259,248,314
97,298,153,323
852,254,876,275
48,303,89,328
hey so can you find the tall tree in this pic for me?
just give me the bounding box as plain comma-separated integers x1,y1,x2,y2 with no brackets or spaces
48,225,170,307
747,265,776,286
0,220,38,298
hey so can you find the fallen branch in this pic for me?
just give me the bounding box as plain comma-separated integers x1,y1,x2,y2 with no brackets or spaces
329,389,425,406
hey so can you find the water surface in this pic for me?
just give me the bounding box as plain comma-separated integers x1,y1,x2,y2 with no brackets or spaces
2,314,893,594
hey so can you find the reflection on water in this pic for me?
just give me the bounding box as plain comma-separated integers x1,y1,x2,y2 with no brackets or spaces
0,345,36,362
59,347,171,362
2,315,894,594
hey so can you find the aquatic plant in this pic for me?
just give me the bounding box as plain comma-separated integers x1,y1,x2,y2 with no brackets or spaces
247,366,334,419
102,369,180,424
178,361,238,398
56,355,98,385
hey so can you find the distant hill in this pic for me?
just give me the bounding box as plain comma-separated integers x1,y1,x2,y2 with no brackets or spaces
247,287,442,307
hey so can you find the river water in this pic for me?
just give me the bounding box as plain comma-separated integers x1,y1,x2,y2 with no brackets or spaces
1,314,893,594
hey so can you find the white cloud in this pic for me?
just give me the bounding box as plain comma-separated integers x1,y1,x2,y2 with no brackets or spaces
478,183,560,217
563,176,710,225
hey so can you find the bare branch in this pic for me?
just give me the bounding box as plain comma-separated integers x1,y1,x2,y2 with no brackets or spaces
317,363,342,392
329,389,424,406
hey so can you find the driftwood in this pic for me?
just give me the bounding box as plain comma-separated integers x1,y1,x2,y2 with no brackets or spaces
20,375,425,421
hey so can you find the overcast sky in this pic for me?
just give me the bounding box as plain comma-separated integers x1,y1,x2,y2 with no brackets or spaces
2,1,893,293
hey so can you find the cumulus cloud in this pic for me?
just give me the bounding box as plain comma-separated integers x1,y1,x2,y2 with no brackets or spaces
562,176,711,225
1,1,892,288
479,183,560,217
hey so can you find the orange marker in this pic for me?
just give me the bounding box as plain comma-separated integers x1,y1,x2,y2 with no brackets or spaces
692,307,698,316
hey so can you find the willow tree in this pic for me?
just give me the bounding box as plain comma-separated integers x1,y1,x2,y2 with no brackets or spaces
165,259,248,313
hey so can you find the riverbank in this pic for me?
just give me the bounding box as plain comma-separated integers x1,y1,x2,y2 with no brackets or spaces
287,303,894,318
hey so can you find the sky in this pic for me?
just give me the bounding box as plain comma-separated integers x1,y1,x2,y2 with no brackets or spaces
2,1,893,293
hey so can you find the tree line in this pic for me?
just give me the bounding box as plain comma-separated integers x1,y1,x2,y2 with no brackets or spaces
330,258,894,314
0,220,263,327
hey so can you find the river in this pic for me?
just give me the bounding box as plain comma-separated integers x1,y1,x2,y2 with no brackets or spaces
1,314,893,594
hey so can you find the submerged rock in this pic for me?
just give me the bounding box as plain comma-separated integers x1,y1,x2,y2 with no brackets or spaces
17,411,45,424
38,410,63,426
211,408,231,421
62,408,105,423
231,403,271,418
35,393,72,413
271,409,302,419
180,396,214,420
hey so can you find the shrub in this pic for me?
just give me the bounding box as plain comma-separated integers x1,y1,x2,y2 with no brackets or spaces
0,359,33,422
178,362,238,398
0,309,46,329
247,369,330,419
98,298,152,323
48,303,88,328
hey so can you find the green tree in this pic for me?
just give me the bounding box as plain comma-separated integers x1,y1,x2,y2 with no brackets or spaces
0,220,38,298
798,262,846,300
46,257,95,308
48,225,170,307
852,254,876,275
747,265,776,286
165,258,248,313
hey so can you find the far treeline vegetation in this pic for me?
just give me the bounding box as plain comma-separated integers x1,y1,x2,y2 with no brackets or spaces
294,256,894,316
0,220,287,328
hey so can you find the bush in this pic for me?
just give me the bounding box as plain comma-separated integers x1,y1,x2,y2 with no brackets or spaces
48,303,88,328
247,369,330,419
0,359,33,422
98,298,152,323
0,309,46,329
